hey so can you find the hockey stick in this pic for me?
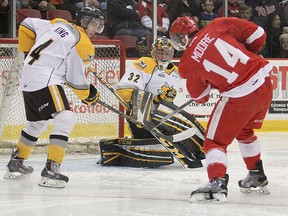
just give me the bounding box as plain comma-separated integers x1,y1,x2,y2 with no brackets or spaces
152,98,194,129
93,72,130,109
97,100,194,168
92,71,200,142
97,100,198,143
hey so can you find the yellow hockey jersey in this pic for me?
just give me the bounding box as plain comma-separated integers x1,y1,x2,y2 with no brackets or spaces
116,57,182,110
18,18,94,100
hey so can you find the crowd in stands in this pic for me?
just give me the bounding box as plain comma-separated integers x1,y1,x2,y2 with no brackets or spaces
1,0,288,58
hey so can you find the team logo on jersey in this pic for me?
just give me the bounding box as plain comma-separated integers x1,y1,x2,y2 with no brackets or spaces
135,60,146,69
154,82,177,103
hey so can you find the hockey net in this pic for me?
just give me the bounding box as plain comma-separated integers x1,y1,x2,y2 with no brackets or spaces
0,38,125,154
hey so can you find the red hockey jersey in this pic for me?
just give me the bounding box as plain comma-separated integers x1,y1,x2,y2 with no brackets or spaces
178,17,273,101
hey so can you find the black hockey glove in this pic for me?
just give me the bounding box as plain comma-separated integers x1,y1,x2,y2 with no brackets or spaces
82,84,99,106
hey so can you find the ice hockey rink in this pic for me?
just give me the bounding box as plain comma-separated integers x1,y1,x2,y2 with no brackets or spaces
0,132,287,216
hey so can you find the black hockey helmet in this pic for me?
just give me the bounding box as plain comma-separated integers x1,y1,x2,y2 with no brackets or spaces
75,6,104,33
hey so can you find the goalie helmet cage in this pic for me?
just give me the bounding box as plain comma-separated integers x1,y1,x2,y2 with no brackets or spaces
0,38,126,153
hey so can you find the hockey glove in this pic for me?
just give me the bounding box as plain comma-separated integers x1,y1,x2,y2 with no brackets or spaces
82,84,99,106
153,88,177,105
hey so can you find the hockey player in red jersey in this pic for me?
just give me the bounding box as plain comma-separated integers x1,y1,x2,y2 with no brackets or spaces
169,16,273,202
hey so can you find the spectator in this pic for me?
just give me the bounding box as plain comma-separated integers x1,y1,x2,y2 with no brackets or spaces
280,0,288,26
246,0,283,28
20,0,56,11
213,0,223,12
50,0,66,9
137,0,170,36
263,12,283,57
127,36,151,58
238,4,256,22
0,0,21,38
0,0,9,38
217,0,241,17
107,0,151,38
277,33,288,57
199,0,218,29
166,0,200,25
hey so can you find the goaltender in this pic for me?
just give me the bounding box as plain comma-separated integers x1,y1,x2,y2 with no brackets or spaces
98,36,205,168
3,6,104,188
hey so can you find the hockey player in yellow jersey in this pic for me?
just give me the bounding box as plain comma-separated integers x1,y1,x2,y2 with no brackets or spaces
117,36,180,138
3,6,104,188
100,37,204,169
99,37,181,168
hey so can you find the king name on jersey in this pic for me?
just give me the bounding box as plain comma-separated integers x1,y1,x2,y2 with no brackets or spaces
54,27,69,38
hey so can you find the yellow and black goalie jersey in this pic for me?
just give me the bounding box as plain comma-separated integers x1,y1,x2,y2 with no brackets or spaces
116,57,182,110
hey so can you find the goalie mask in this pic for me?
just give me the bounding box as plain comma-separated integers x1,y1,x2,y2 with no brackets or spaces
75,6,104,34
151,36,174,70
169,16,199,51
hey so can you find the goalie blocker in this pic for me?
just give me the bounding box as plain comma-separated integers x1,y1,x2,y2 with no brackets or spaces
99,96,205,168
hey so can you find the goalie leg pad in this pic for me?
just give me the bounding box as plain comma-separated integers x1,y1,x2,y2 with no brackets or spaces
98,138,174,168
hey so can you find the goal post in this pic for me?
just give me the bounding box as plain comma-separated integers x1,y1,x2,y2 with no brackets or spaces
0,38,126,153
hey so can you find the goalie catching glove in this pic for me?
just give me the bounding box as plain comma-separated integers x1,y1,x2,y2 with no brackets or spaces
82,84,99,106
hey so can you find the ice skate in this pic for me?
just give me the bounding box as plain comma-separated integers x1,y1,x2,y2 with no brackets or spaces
238,160,270,195
38,160,69,189
190,174,229,203
3,148,33,179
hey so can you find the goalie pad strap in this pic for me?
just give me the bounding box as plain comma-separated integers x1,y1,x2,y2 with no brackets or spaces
98,138,174,168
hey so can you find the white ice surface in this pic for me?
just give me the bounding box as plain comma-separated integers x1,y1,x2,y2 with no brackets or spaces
0,132,287,216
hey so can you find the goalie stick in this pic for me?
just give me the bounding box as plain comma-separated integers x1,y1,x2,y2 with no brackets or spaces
94,71,198,129
93,72,130,109
152,98,194,129
92,71,202,142
97,100,199,143
97,100,195,168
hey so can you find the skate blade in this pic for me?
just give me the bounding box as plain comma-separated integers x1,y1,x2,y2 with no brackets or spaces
240,186,270,195
38,177,67,189
3,171,31,180
190,193,227,203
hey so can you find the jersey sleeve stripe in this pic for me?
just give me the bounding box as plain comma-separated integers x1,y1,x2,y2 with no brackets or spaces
245,26,265,44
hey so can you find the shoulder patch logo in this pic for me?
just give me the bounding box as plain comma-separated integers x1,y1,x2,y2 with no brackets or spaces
135,60,146,69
